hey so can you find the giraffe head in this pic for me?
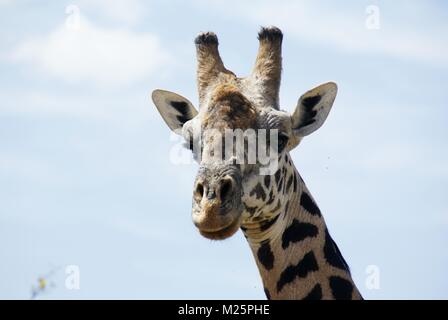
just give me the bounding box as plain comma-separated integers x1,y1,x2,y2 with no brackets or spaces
152,27,337,240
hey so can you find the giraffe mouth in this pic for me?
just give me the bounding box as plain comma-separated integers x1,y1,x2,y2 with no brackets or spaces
198,215,242,240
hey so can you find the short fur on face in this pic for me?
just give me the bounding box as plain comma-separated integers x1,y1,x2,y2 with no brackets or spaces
203,84,257,131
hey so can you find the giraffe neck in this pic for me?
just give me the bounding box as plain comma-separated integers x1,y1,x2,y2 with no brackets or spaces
243,165,362,300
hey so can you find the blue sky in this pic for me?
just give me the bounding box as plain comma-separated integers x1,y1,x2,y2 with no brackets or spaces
0,0,447,299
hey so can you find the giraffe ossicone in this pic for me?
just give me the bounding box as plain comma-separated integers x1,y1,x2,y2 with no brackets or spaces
151,26,362,300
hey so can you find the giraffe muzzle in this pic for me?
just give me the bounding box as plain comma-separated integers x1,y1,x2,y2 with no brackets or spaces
191,166,243,240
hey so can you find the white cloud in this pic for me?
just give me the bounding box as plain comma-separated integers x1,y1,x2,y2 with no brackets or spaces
10,16,170,87
0,0,12,6
253,2,447,66
197,0,448,67
0,90,109,118
78,0,146,25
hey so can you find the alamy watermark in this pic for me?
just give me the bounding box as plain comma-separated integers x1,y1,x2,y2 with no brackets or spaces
365,5,381,30
169,128,282,175
365,264,381,290
65,265,81,290
65,4,81,31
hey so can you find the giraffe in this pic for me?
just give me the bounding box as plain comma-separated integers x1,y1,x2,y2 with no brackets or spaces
151,26,362,300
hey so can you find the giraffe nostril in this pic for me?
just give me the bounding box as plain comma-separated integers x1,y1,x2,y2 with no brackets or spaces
219,178,234,202
194,182,204,202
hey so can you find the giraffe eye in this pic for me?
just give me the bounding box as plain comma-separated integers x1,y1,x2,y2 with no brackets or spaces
278,133,289,153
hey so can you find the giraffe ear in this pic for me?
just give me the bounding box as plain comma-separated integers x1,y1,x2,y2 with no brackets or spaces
151,89,198,133
290,82,337,137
